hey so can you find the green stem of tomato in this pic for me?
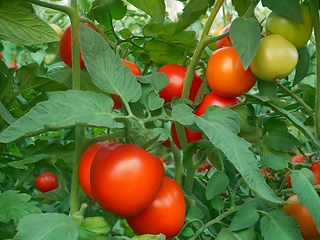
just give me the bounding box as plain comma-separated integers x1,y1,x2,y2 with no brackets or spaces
11,166,39,190
185,152,206,191
23,0,75,16
170,141,184,185
310,0,320,140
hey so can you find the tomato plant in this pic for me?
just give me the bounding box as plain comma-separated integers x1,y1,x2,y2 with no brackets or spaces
59,23,96,69
171,122,202,149
35,172,58,193
126,177,186,238
90,142,165,217
250,34,298,82
206,47,257,97
157,64,202,103
215,24,232,50
266,4,313,50
78,141,108,198
283,194,319,240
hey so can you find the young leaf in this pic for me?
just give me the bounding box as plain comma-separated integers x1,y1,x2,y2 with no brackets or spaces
0,191,41,225
127,0,165,24
230,204,259,231
293,47,310,86
230,17,261,70
206,172,229,200
0,91,122,143
260,210,303,240
80,24,141,104
14,213,78,240
0,2,60,45
263,129,300,151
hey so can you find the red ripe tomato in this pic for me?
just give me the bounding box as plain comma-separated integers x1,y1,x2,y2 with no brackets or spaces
59,23,96,69
283,194,319,240
35,172,58,193
260,167,273,180
215,24,232,50
78,142,108,198
126,177,186,239
206,47,257,97
198,160,212,172
112,59,143,110
171,122,202,149
90,142,165,217
157,64,202,103
195,91,241,116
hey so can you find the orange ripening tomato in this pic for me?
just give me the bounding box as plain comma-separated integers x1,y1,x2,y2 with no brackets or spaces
35,172,58,193
90,142,165,217
126,177,186,239
283,194,319,240
214,25,225,36
195,91,241,116
78,142,108,198
111,59,143,110
206,47,257,97
215,24,232,50
171,122,202,149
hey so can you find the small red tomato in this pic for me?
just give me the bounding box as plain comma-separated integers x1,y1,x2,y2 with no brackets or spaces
260,167,273,180
35,172,58,193
59,23,97,69
215,24,232,50
195,91,241,116
198,160,212,172
126,177,186,238
157,64,202,103
78,142,108,198
90,142,165,217
171,122,202,149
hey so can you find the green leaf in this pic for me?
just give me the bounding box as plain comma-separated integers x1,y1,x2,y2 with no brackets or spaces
210,194,225,210
232,0,251,17
262,0,303,24
33,188,70,202
0,91,122,143
301,84,316,109
80,24,141,104
261,155,287,170
191,105,283,204
14,213,78,240
206,172,229,200
132,234,166,240
291,170,320,232
0,2,60,45
263,129,300,151
8,154,49,169
186,205,204,220
0,191,41,224
216,228,256,240
0,101,15,124
172,104,197,126
127,0,165,23
230,204,259,231
257,79,278,98
260,210,303,240
293,47,310,86
174,0,208,34
230,17,261,70
80,217,111,236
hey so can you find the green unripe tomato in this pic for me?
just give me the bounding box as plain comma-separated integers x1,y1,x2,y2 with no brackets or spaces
250,35,298,82
266,5,313,50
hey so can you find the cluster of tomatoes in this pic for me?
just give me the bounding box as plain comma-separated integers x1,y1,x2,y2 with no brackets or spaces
78,141,186,238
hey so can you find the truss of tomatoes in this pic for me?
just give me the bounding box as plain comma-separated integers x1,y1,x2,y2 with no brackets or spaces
78,141,186,238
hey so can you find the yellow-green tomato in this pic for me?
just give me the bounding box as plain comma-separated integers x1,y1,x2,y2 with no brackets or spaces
265,5,313,50
250,35,298,82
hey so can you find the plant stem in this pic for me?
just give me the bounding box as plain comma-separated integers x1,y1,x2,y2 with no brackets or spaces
310,0,320,140
23,0,74,16
277,82,314,116
170,141,184,185
12,167,38,190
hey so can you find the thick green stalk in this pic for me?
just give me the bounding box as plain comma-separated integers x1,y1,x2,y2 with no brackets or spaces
310,0,320,140
23,0,74,15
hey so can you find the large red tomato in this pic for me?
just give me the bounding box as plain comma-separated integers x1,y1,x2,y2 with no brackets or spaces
171,122,202,149
112,59,143,110
59,23,96,69
215,24,232,50
157,64,202,103
126,177,186,239
78,141,108,198
35,172,58,193
90,142,165,217
283,194,319,240
206,47,257,97
195,91,241,116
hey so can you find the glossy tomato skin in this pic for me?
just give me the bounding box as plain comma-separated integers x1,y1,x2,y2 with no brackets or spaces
90,143,165,217
206,47,257,97
59,23,96,69
283,194,319,240
112,59,143,110
157,64,202,103
78,142,108,198
250,35,298,82
195,91,241,116
171,122,202,149
126,177,186,239
266,5,313,50
215,24,232,50
35,172,58,193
